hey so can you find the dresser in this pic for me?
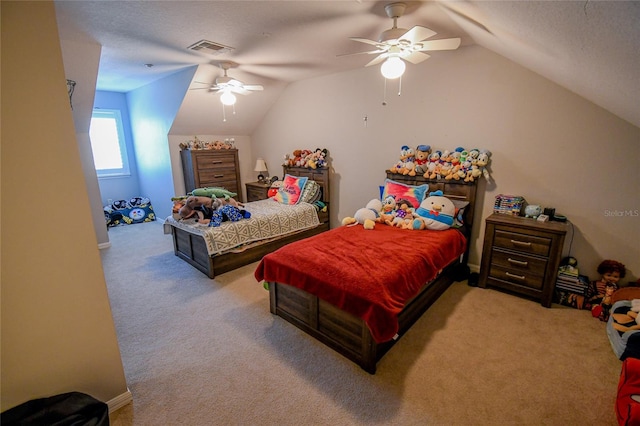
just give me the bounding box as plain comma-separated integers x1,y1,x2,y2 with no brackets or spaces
479,213,568,307
180,149,242,202
245,181,271,202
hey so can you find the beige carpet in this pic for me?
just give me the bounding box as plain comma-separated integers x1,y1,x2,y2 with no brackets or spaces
103,221,621,425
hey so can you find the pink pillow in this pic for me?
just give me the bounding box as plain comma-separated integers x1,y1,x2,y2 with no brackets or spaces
381,179,428,209
272,174,308,205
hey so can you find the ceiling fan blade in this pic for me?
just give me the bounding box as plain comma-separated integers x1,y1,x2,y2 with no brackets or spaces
416,38,461,51
365,53,388,67
230,86,250,96
350,37,383,47
401,51,430,65
400,25,436,44
337,49,386,58
243,84,264,91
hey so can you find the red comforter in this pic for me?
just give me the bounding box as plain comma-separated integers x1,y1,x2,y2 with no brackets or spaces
254,224,467,343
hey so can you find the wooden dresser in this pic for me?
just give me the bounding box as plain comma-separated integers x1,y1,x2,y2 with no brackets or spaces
180,149,242,202
479,213,568,307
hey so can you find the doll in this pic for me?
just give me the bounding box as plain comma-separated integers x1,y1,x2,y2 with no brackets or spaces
584,259,626,320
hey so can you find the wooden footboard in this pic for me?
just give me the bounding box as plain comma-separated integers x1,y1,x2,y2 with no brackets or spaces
171,222,329,279
267,261,460,374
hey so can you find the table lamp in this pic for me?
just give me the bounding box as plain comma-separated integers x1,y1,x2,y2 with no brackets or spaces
254,158,269,182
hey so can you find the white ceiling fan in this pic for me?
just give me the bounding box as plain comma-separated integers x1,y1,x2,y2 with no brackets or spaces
345,2,461,78
192,62,264,103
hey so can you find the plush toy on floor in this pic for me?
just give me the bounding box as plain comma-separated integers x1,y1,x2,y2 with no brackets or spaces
585,259,626,321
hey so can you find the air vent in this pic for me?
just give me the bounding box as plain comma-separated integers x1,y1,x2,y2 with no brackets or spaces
187,39,234,55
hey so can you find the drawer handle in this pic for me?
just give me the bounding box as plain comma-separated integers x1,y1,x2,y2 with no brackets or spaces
506,272,526,280
214,174,224,178
508,258,529,266
510,239,532,247
211,160,223,164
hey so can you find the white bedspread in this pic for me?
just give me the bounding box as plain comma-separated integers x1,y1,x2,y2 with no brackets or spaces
164,199,320,256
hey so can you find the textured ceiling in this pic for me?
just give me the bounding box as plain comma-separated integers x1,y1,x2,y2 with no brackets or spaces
55,0,640,131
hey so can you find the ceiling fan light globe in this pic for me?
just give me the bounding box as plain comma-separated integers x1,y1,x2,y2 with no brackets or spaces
381,56,406,79
220,91,237,106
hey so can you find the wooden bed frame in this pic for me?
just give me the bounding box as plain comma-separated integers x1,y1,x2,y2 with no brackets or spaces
268,173,478,373
169,166,331,279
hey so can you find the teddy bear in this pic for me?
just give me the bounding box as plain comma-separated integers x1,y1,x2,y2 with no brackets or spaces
413,145,431,175
342,198,383,230
411,190,456,230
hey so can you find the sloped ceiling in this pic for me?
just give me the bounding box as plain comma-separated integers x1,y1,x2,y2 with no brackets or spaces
55,0,640,134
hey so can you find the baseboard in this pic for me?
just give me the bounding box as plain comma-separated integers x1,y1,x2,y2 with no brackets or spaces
469,263,480,273
98,242,112,250
107,388,132,413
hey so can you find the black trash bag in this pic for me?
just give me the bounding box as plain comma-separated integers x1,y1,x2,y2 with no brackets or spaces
1,391,109,426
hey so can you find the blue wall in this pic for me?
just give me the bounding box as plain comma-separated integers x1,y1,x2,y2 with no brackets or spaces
126,67,197,219
93,90,141,204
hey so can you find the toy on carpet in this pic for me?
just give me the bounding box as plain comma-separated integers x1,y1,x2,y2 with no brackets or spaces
411,190,456,231
104,197,155,226
585,259,627,321
342,198,383,230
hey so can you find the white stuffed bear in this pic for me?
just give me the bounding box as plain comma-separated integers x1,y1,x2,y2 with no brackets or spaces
412,190,456,230
342,199,383,230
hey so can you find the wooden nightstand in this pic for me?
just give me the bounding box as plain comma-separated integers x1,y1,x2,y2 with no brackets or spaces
479,213,568,307
245,181,271,202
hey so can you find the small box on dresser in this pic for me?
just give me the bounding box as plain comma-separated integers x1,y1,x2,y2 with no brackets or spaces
479,213,568,307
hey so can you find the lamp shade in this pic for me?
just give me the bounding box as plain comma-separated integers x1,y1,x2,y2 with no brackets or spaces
220,90,236,106
380,56,406,79
254,158,268,173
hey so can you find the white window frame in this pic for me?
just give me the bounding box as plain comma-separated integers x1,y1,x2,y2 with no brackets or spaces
90,109,131,178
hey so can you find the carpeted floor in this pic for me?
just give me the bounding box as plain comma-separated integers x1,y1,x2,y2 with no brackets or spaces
103,221,621,425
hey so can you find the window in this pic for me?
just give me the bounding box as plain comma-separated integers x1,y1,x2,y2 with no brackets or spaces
89,109,130,177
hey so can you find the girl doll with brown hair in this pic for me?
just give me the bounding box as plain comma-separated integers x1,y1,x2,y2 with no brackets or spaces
585,259,626,321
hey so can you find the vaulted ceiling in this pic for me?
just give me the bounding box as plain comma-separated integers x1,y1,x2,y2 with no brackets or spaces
55,0,640,133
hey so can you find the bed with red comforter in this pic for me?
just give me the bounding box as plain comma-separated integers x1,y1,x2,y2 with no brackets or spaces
255,174,478,373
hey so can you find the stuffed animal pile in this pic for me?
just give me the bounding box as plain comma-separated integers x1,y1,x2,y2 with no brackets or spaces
179,136,235,150
388,145,492,183
283,148,328,169
342,190,458,231
172,190,250,227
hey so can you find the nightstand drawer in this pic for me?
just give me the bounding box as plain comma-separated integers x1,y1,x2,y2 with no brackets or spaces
488,264,545,290
493,229,551,257
490,249,547,277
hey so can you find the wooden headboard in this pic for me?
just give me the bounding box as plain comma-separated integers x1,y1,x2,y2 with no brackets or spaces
283,165,330,225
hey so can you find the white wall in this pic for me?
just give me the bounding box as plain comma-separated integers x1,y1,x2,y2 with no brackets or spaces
251,45,640,281
1,0,128,410
59,37,109,247
127,67,197,219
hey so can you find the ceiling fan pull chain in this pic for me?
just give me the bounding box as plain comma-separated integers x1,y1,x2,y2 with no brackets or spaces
222,104,227,122
382,78,388,106
398,76,402,97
